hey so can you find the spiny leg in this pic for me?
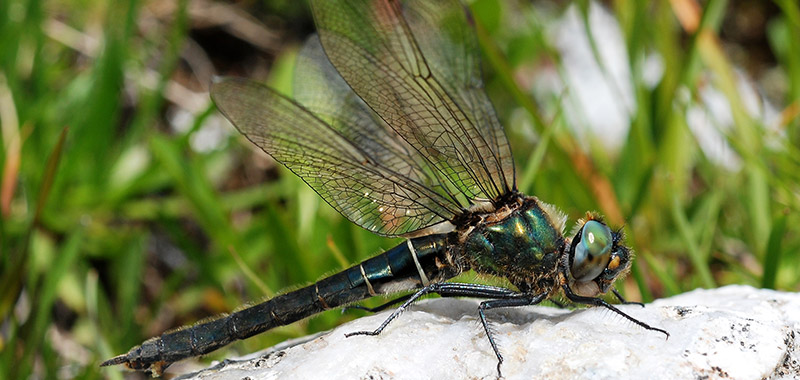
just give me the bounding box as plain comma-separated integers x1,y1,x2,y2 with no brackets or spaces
344,287,429,337
478,294,548,376
344,294,414,313
612,288,644,307
345,282,550,377
563,285,669,338
344,282,523,337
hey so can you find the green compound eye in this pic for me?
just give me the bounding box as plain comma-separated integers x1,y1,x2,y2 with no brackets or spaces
570,220,613,281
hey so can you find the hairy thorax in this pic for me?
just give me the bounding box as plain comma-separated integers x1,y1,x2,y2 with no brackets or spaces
455,195,567,295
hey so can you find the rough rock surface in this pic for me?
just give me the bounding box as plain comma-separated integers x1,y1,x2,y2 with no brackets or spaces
176,285,800,380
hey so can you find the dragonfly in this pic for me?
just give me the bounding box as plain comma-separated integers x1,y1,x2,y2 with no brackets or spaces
102,0,668,376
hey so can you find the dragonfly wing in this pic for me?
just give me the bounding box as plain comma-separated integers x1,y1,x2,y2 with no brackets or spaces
310,0,516,208
293,37,440,198
211,77,461,236
407,0,516,192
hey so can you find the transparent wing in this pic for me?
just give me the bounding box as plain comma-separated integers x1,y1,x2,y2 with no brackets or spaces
211,77,461,236
310,0,515,207
293,37,439,199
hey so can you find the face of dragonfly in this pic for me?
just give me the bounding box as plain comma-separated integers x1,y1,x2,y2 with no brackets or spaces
566,219,631,297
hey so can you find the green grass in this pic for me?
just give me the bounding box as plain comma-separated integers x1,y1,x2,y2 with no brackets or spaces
1,0,798,378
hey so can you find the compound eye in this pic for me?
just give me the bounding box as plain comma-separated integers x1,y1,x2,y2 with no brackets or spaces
571,220,613,281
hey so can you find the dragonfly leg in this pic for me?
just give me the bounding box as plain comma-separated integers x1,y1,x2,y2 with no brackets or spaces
612,288,644,307
478,293,549,377
344,285,435,337
344,294,414,313
347,282,547,377
563,284,669,338
344,282,522,337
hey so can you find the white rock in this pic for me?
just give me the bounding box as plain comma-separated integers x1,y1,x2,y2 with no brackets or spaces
176,285,800,380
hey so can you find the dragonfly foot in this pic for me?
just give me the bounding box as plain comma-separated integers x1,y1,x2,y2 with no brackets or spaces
565,285,669,339
344,330,380,337
495,356,505,378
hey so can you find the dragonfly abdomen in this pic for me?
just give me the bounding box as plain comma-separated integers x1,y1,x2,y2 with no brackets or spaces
102,233,456,373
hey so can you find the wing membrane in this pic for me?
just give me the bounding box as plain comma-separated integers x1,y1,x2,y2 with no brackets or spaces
212,0,517,236
293,37,438,196
211,77,460,236
310,0,515,207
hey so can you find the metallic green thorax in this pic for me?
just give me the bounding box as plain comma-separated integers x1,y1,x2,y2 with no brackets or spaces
459,196,566,294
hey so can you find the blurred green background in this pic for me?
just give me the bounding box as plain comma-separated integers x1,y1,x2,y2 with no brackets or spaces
1,0,798,378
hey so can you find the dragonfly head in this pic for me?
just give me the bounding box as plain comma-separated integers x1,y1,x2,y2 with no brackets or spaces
566,217,631,297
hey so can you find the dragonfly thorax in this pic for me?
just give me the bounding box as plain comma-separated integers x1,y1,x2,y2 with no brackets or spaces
455,195,632,299
457,195,567,295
